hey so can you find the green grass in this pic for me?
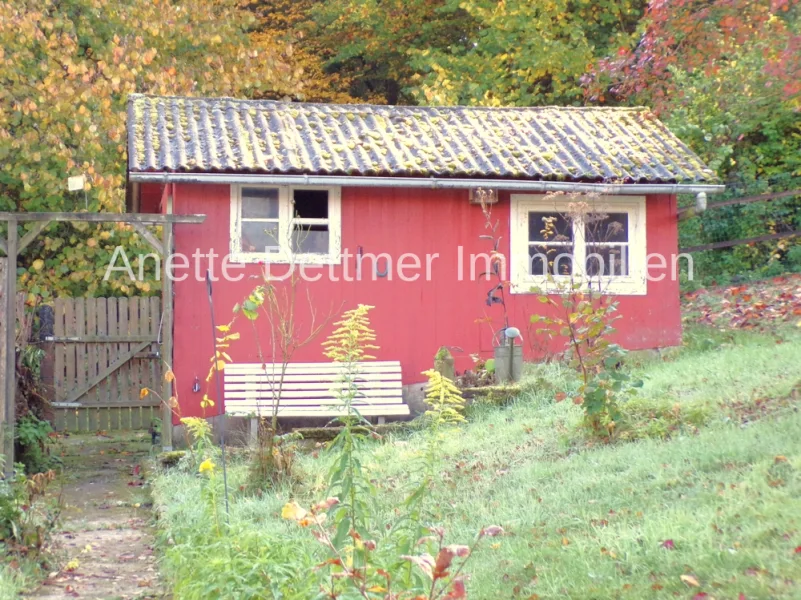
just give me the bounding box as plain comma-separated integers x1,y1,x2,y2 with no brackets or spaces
153,325,801,599
0,568,26,600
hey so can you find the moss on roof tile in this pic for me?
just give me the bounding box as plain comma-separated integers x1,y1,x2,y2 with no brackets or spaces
126,94,718,184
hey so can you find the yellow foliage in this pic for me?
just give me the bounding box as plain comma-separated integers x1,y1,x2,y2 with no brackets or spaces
2,0,303,299
322,305,379,363
421,369,466,425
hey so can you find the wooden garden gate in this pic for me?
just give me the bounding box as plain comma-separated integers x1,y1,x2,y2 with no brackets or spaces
49,297,162,432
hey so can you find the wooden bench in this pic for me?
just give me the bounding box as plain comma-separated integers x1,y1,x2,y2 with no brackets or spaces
224,361,410,427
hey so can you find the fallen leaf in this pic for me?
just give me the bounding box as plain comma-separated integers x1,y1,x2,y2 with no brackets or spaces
681,574,701,587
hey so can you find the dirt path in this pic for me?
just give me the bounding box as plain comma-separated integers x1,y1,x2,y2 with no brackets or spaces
26,433,163,600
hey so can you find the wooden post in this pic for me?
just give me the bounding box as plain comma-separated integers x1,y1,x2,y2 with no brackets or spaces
0,256,6,466
2,218,17,471
161,197,174,451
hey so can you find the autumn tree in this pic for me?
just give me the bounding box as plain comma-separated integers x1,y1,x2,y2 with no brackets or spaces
586,0,801,277
406,0,645,106
585,0,801,180
305,0,478,104
247,0,358,103
0,0,302,298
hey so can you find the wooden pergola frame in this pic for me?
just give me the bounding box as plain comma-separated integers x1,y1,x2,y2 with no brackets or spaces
0,210,206,471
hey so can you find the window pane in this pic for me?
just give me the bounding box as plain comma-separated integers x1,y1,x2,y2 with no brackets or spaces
528,212,572,243
241,221,279,253
586,245,629,276
585,212,628,244
529,244,573,276
292,224,329,254
241,187,279,219
293,189,329,219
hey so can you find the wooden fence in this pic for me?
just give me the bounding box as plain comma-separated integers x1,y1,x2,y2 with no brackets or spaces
49,297,162,431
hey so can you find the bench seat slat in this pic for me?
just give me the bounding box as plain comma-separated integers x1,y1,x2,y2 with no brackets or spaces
225,381,402,391
226,405,411,417
225,374,402,384
225,360,401,368
225,391,404,401
226,399,405,408
225,362,401,374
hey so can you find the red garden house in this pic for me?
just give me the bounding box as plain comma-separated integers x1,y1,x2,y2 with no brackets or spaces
126,94,721,421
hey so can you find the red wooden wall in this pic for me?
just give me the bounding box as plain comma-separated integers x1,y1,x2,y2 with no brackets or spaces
147,183,681,419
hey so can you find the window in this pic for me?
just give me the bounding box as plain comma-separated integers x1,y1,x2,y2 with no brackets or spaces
510,195,647,295
230,185,341,263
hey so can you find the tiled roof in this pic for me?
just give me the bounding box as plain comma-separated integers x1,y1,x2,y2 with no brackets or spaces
127,94,717,184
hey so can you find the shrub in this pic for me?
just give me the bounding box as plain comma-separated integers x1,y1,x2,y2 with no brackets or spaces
533,286,642,437
0,461,60,556
15,415,58,474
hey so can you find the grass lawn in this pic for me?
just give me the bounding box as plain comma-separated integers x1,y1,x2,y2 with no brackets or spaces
152,317,801,599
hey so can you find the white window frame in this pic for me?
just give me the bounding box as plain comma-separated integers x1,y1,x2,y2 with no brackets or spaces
509,194,647,295
230,185,342,264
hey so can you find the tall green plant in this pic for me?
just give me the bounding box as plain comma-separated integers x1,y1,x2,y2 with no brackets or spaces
530,195,642,436
323,305,379,548
282,305,503,597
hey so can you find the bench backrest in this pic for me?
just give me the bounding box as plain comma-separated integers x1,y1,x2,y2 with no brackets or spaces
224,361,409,417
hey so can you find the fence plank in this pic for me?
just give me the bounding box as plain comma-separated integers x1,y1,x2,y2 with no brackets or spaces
64,300,76,398
118,297,130,403
74,299,86,397
139,298,152,423
149,297,160,401
54,299,65,401
111,299,122,403
132,298,144,407
97,298,109,404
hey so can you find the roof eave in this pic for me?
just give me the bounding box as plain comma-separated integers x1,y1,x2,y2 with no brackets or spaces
127,171,725,195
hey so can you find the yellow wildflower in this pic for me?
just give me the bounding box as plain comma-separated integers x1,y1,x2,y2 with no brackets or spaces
198,459,215,474
281,501,307,521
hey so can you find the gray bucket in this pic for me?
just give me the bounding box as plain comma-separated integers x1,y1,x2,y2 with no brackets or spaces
494,344,523,383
